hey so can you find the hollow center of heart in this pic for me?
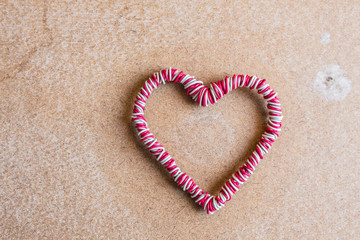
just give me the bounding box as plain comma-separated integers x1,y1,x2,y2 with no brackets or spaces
145,82,267,194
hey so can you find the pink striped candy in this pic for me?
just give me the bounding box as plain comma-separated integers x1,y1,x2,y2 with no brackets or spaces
132,68,283,214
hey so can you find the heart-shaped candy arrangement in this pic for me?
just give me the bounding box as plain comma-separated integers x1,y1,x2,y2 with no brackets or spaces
132,68,282,214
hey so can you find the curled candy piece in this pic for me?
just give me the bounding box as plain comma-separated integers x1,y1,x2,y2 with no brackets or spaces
132,68,283,214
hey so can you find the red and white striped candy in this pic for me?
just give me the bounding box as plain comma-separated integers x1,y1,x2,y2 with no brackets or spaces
132,68,282,214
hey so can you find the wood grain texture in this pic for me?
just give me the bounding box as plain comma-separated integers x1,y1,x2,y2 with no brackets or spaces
1,0,359,239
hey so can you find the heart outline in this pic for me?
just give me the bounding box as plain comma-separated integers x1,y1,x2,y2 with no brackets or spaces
132,68,282,214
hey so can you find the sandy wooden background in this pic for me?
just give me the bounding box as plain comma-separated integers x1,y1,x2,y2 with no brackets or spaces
1,1,359,239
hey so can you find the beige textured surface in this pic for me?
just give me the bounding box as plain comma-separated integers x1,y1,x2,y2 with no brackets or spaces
1,1,359,239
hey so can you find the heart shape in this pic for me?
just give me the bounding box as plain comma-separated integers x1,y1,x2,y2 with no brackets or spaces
132,68,282,214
